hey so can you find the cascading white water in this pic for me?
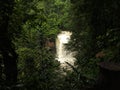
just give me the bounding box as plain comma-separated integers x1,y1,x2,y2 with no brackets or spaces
56,31,75,68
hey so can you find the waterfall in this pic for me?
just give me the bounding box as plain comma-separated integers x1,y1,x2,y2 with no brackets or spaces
56,31,75,68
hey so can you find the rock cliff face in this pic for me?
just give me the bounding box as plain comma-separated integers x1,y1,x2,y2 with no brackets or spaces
45,38,56,53
95,62,120,90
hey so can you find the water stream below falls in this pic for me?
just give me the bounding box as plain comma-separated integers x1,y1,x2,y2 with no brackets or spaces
56,31,76,69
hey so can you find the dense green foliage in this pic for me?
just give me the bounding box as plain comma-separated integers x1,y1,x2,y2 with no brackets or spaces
14,0,70,89
10,0,71,90
68,0,120,88
0,0,120,90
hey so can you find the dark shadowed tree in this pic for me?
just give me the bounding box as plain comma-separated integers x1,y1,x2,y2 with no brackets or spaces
0,0,18,86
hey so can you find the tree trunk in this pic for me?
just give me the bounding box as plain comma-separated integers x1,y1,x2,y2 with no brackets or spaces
0,0,18,86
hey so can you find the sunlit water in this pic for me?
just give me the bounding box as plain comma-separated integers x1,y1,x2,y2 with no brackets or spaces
56,31,76,69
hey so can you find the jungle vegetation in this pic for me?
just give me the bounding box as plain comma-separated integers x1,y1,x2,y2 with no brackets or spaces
0,0,120,90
